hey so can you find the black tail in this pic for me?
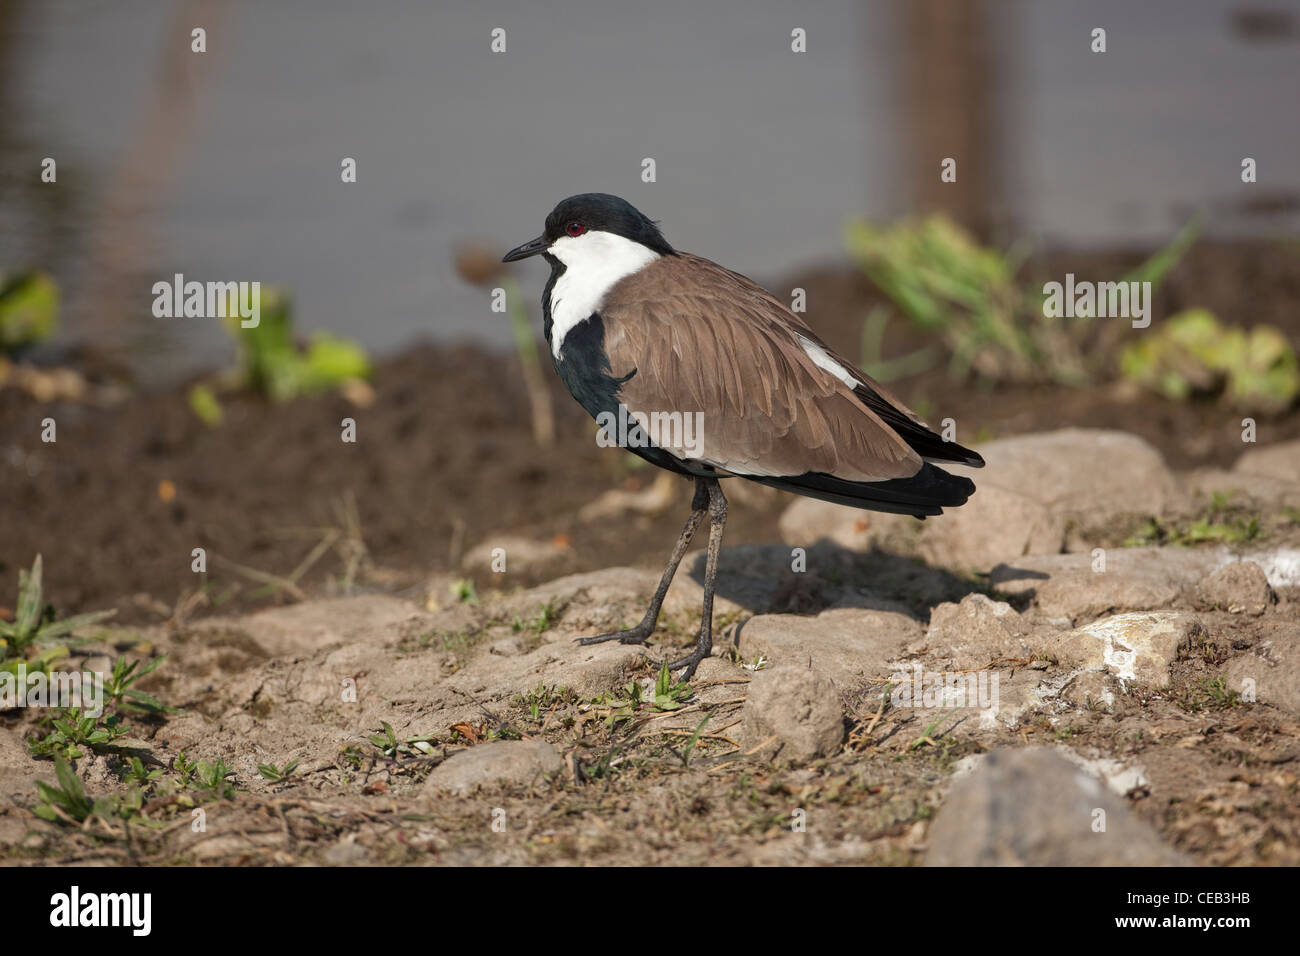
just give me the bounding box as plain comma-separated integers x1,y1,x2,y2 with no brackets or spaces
742,462,976,519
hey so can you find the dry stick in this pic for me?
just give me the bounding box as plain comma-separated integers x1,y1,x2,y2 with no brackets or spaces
210,554,308,602
661,729,741,747
286,528,341,586
863,693,889,739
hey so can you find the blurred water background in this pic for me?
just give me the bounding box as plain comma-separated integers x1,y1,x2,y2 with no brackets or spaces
1,0,1296,385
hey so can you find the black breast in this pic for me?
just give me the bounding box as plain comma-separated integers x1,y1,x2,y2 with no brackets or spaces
541,259,707,478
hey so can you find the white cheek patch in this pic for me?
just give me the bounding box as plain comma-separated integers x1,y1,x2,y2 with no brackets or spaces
796,334,862,389
548,231,660,359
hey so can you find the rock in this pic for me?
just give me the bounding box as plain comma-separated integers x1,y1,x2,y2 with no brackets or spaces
1060,669,1118,711
1234,439,1300,484
1195,561,1276,615
1048,612,1209,689
737,607,923,684
781,429,1175,573
741,666,845,766
918,593,1034,669
924,747,1187,865
423,740,565,795
1180,468,1300,510
991,547,1226,624
461,535,573,581
1222,636,1300,714
196,595,426,657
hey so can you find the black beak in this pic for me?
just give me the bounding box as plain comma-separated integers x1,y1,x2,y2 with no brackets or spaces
502,235,548,263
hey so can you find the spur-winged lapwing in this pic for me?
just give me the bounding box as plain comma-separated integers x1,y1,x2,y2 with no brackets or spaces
503,193,983,678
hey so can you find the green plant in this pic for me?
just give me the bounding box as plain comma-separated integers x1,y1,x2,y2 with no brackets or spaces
512,602,558,636
649,662,692,711
0,555,115,669
845,216,1195,386
187,383,224,427
124,756,164,787
670,714,712,767
516,682,576,722
451,578,479,605
1120,308,1300,413
368,721,436,758
28,708,128,760
221,289,371,401
257,759,300,783
191,759,237,799
34,756,105,825
102,654,169,715
0,272,58,352
593,663,694,727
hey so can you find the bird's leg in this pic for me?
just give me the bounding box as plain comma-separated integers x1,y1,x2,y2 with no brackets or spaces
576,478,709,647
667,478,727,679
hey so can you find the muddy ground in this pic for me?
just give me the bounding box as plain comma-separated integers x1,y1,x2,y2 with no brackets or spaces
1,238,1298,866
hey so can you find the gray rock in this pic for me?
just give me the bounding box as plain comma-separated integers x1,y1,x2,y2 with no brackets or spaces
918,593,1034,669
925,747,1187,865
741,666,845,766
195,595,426,657
781,429,1175,573
1195,561,1276,615
461,535,572,581
991,547,1226,624
423,740,565,795
1223,637,1300,714
737,607,923,684
1180,468,1300,510
1047,611,1209,689
1234,439,1300,484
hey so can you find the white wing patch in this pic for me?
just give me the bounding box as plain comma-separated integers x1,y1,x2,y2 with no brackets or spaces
548,231,660,359
796,334,862,389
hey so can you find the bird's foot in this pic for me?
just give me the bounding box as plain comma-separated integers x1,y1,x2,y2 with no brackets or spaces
663,637,713,682
575,621,655,646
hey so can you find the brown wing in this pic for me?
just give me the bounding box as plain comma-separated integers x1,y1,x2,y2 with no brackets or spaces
599,254,925,482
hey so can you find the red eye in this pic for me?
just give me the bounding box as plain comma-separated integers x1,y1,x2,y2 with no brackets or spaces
565,221,587,237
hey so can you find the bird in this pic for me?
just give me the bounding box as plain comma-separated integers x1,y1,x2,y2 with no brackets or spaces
503,193,983,678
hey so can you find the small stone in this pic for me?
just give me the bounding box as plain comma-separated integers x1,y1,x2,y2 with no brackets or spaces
919,593,1033,669
1222,637,1300,714
925,747,1187,866
1234,439,1300,484
1195,561,1276,616
1061,669,1117,711
422,740,565,795
460,535,571,581
737,608,922,686
991,547,1223,624
1048,612,1208,689
741,666,845,766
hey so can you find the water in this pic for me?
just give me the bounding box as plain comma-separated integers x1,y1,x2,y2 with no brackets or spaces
2,0,1296,384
